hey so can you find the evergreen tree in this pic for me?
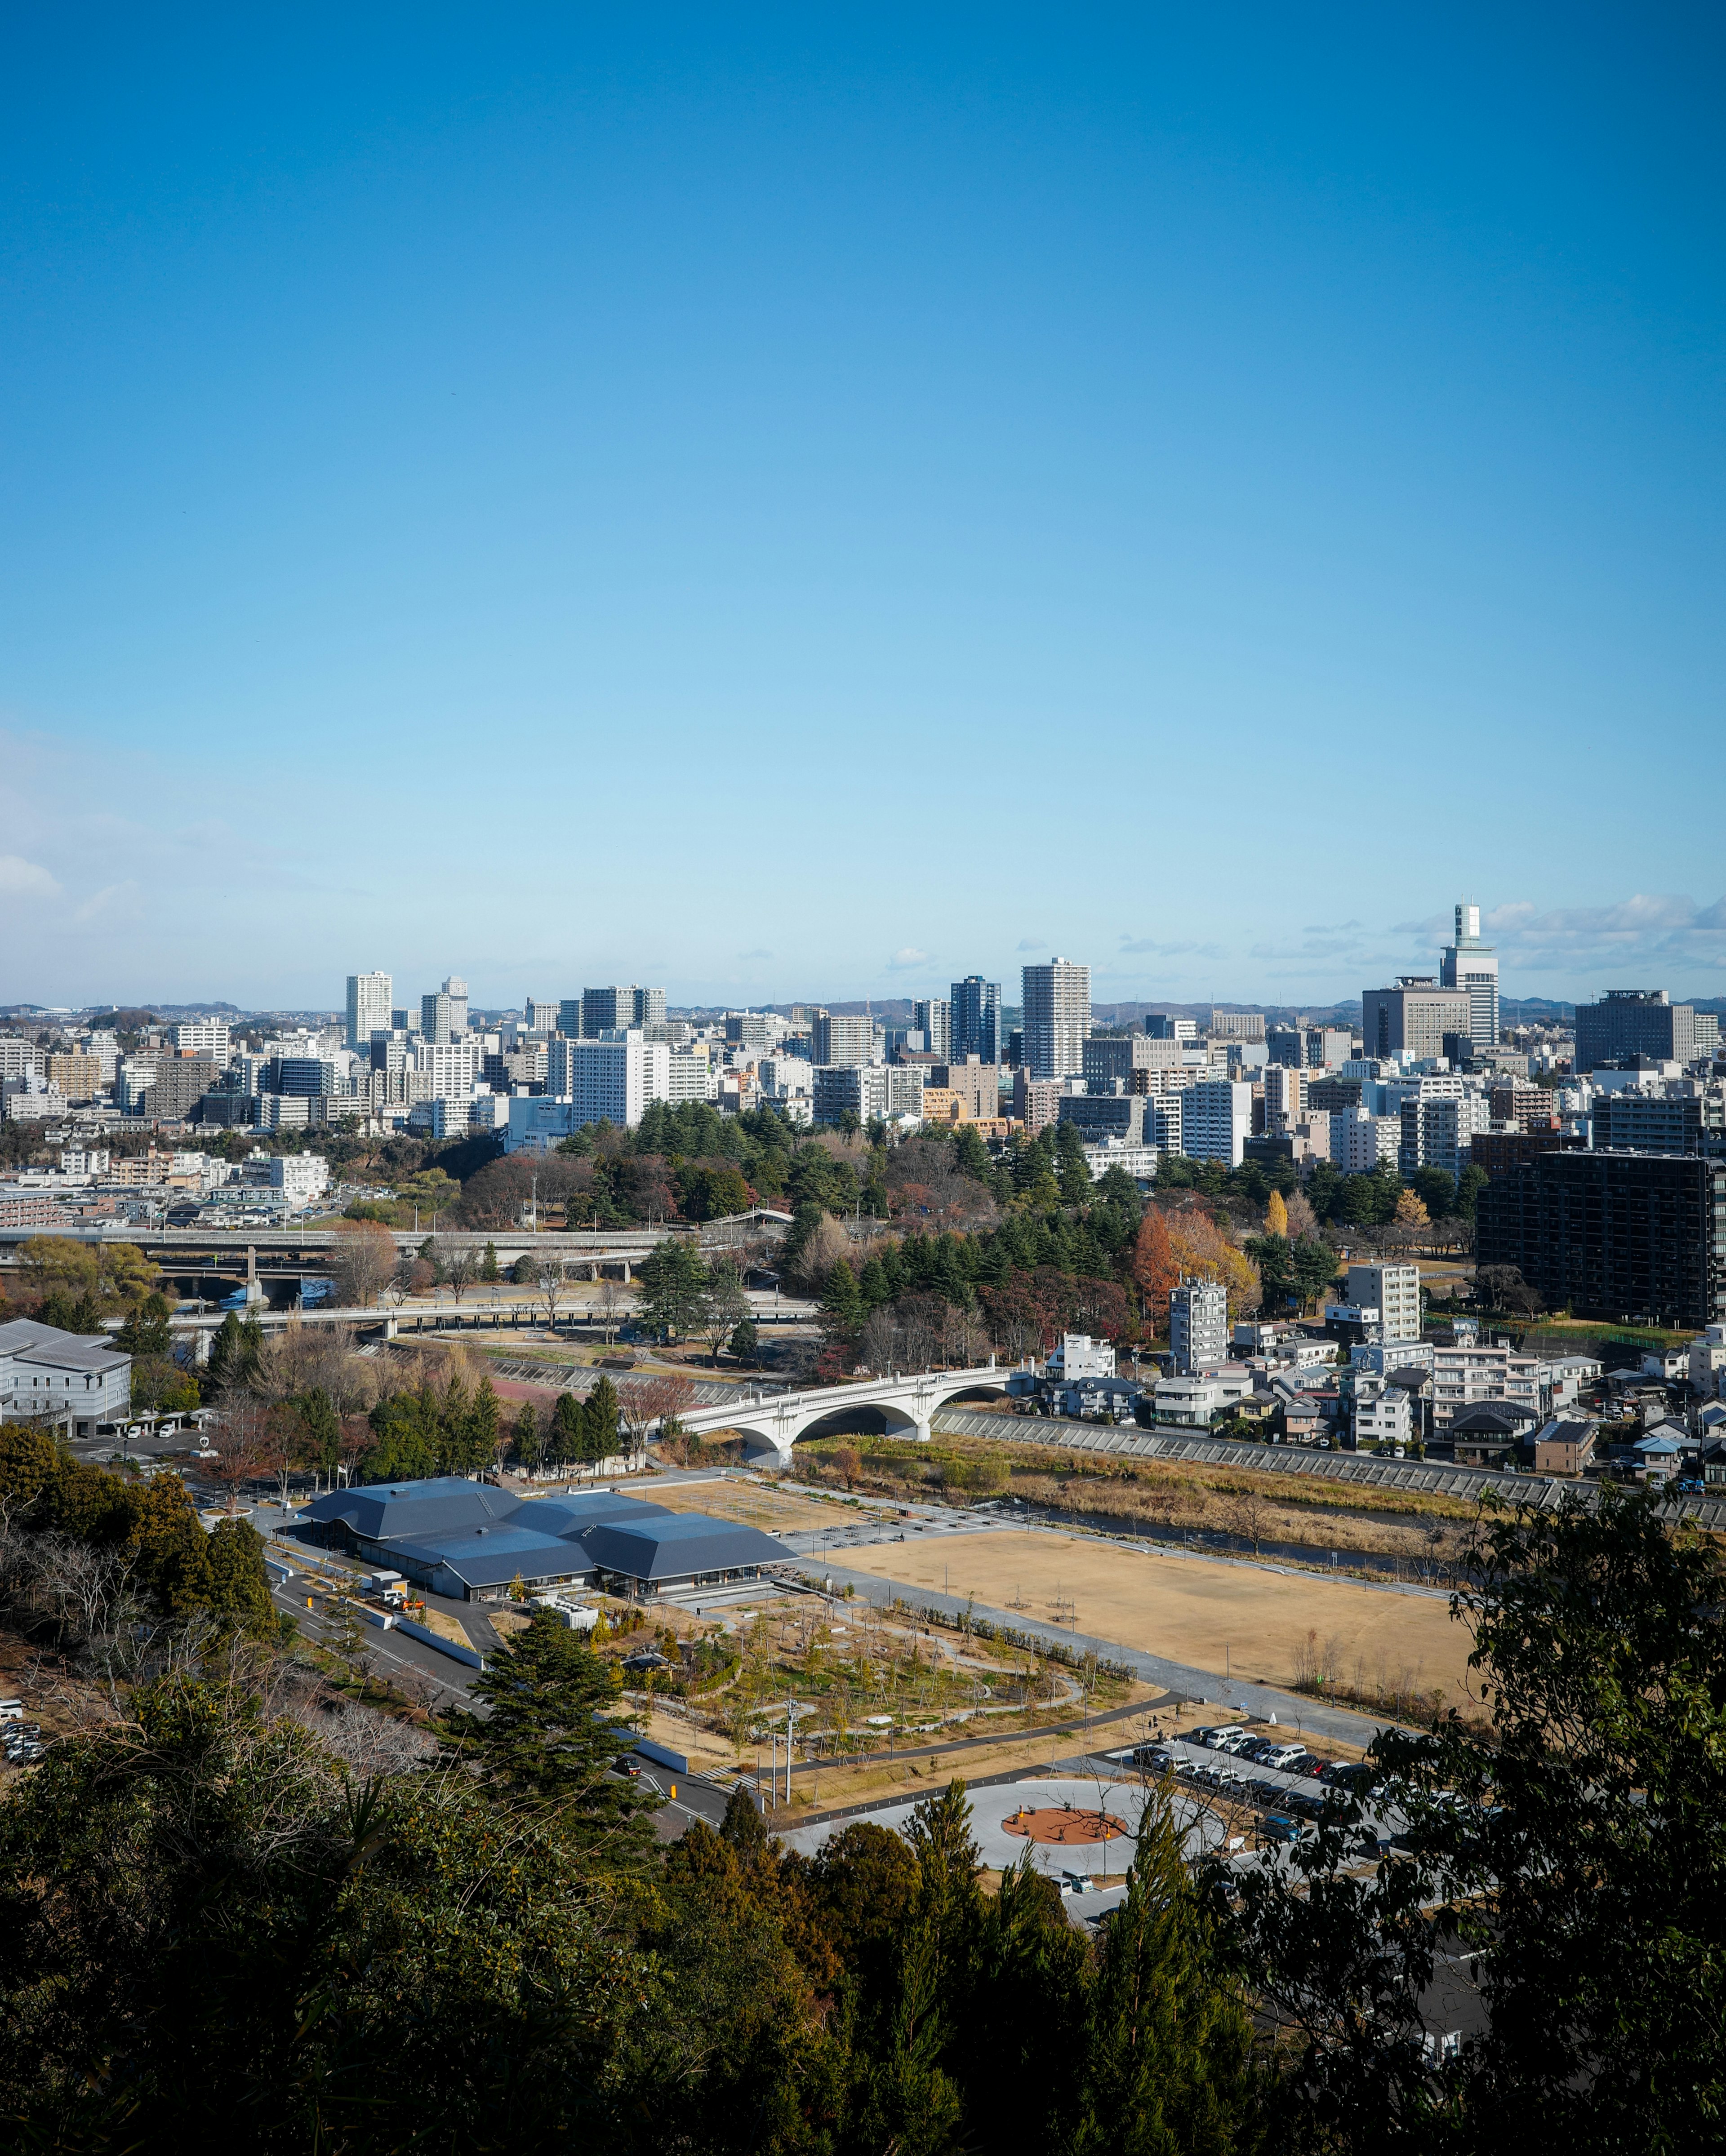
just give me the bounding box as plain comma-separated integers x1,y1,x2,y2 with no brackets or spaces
821,1258,863,1339
636,1238,710,1337
465,1375,500,1469
443,1610,658,1862
482,1239,500,1281
582,1375,620,1465
1076,1794,1260,2156
296,1387,341,1478
512,1400,542,1473
116,1292,172,1356
729,1317,758,1365
205,1312,262,1392
1055,1120,1094,1207
40,1289,105,1335
550,1391,584,1469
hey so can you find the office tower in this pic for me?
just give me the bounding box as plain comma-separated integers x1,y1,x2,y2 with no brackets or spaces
420,989,458,1044
443,976,469,1032
1170,1279,1229,1375
525,999,558,1033
1021,958,1090,1079
1145,1014,1197,1042
1208,1010,1266,1041
949,976,1002,1063
913,998,953,1059
1361,978,1471,1062
346,972,393,1052
811,1010,876,1068
636,986,667,1026
1574,989,1698,1071
1439,902,1500,1047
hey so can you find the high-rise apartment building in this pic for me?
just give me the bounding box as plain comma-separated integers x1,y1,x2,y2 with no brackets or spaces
1477,1149,1726,1327
1266,1026,1352,1069
912,998,953,1059
1178,1079,1254,1166
949,977,1002,1063
1439,903,1500,1047
420,980,468,1043
1398,1088,1492,1176
811,1011,876,1068
171,1021,232,1060
345,972,393,1052
1574,990,1698,1071
1362,978,1471,1063
1170,1279,1229,1375
1208,1010,1265,1041
525,1000,558,1033
579,985,665,1036
1021,958,1090,1080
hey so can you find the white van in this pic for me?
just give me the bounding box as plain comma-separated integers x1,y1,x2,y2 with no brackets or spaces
0,1700,24,1722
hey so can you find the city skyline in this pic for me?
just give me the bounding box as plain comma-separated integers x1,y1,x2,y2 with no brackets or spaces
4,13,1724,1006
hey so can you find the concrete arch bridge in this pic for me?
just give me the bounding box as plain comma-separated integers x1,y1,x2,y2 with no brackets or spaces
674,1363,1018,1466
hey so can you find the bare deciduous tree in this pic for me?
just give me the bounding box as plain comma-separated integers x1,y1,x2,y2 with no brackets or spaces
439,1238,479,1304
210,1393,271,1513
619,1373,698,1466
536,1255,566,1329
327,1219,397,1309
595,1274,633,1345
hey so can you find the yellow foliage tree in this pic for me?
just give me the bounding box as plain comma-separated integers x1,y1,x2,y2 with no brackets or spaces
1265,1190,1289,1238
1165,1210,1261,1318
1394,1190,1430,1228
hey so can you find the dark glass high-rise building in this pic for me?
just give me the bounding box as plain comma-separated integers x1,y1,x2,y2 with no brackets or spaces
949,975,1001,1063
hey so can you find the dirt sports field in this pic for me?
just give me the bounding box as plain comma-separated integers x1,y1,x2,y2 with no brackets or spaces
646,1480,841,1533
844,1530,1477,1708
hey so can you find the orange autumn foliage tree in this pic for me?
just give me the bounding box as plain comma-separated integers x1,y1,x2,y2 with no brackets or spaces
1131,1206,1260,1332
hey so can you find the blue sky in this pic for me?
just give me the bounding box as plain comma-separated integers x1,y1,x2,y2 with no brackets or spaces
3,6,1722,1012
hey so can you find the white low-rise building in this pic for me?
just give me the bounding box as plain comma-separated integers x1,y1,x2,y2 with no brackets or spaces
0,1318,133,1441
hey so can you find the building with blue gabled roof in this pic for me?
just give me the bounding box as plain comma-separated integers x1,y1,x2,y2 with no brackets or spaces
302,1475,791,1601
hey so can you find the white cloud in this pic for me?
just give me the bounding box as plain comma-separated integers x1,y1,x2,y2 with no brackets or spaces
887,947,929,971
1015,936,1046,952
1480,893,1726,982
0,854,60,899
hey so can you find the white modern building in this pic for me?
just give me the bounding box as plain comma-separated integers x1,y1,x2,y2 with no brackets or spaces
169,1020,231,1060
1330,1108,1400,1173
813,1063,925,1127
0,1318,133,1441
1047,1332,1117,1379
1398,1087,1490,1176
1170,1277,1229,1375
1346,1263,1422,1341
345,972,393,1053
266,1151,331,1208
1179,1080,1254,1167
1021,958,1091,1080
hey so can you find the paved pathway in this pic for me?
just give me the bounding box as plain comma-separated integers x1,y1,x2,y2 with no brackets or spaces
801,1554,1397,1753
